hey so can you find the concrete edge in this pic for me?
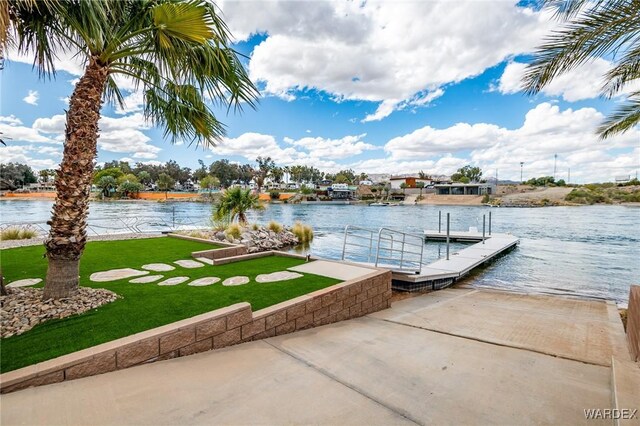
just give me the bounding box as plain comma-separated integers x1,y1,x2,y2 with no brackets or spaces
168,233,240,248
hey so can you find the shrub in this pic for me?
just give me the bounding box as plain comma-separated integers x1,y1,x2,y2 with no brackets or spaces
292,221,314,243
0,226,38,240
269,191,281,200
481,194,490,203
251,223,260,231
210,212,232,231
268,220,283,233
225,223,242,240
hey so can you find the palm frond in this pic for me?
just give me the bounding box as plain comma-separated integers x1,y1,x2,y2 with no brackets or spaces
597,93,640,138
523,0,640,94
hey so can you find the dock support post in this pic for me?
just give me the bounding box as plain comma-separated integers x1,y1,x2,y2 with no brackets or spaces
446,213,450,260
489,211,492,235
482,214,486,244
438,211,442,233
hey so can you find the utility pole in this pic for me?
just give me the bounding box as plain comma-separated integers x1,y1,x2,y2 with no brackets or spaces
520,162,524,184
553,154,557,180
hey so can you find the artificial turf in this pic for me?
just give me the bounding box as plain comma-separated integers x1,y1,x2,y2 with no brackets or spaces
0,237,340,373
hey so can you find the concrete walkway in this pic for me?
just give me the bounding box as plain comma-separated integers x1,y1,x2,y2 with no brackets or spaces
1,289,631,425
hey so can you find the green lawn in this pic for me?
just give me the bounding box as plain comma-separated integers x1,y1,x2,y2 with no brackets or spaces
0,237,340,373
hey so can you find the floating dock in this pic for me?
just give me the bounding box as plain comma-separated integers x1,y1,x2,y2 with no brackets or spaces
391,231,519,291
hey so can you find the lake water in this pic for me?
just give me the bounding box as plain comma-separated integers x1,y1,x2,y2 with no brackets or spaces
1,200,639,305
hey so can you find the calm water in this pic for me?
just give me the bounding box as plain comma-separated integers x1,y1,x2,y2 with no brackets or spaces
2,200,639,304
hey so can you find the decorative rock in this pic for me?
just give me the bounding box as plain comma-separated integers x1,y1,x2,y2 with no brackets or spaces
90,268,148,282
141,263,175,272
195,257,214,265
222,276,250,286
188,277,221,287
158,276,189,286
0,287,119,338
130,275,164,284
255,271,303,283
174,259,205,269
6,278,42,288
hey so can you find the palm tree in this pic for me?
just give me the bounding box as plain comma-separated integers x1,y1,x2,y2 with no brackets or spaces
215,187,263,224
416,181,425,200
4,0,258,299
157,173,175,200
522,0,640,138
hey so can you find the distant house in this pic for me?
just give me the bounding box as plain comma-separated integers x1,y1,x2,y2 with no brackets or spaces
435,183,495,195
317,179,333,190
359,180,373,186
328,183,354,200
389,176,433,189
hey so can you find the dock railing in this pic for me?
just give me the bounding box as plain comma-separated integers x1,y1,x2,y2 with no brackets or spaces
341,225,425,274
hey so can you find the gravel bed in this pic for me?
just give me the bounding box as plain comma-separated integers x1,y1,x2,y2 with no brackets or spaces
1,232,165,249
1,287,120,338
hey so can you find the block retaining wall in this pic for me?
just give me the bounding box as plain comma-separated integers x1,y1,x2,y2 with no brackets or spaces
0,269,391,394
627,285,640,362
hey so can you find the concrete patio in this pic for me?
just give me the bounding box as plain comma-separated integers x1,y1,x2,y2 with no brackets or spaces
1,288,635,425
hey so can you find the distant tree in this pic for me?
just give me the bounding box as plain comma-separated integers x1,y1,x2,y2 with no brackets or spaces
0,162,37,187
400,182,407,194
210,159,238,188
137,171,151,186
418,170,432,180
93,167,123,184
215,187,263,224
237,164,255,185
157,173,175,200
255,156,275,192
39,169,55,183
116,173,139,186
416,181,425,198
193,160,208,182
334,169,356,184
270,166,284,184
358,172,369,182
451,165,482,183
117,181,143,198
199,175,219,196
96,175,117,197
556,179,566,186
103,160,132,174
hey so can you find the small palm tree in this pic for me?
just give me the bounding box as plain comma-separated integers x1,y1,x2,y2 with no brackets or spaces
215,187,263,224
4,0,258,299
157,173,175,200
416,181,425,199
523,0,640,138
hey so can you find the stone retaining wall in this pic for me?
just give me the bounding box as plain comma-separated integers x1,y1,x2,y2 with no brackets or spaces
168,233,248,261
627,285,640,362
0,268,391,394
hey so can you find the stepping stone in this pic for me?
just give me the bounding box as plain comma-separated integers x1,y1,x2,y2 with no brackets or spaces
188,277,221,287
90,268,148,282
142,263,175,272
195,257,214,265
7,278,42,288
158,276,189,286
222,276,250,286
174,259,205,269
256,271,304,283
130,275,164,284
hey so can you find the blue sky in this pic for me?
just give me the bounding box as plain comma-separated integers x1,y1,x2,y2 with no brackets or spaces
1,0,638,183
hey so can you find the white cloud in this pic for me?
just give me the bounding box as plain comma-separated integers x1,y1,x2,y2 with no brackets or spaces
496,58,640,102
384,102,639,182
22,90,39,106
0,117,57,144
222,1,552,121
285,134,378,159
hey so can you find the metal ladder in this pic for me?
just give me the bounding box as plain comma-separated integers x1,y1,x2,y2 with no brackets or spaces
341,225,425,274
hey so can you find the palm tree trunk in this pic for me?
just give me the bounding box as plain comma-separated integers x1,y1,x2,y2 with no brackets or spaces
43,57,108,300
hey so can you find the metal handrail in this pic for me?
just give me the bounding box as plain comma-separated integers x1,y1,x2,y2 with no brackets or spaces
375,227,425,273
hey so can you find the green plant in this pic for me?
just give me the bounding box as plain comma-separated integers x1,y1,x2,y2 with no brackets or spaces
210,212,232,231
215,187,263,224
0,226,38,241
522,0,640,138
5,0,258,299
225,223,242,240
292,221,314,243
481,194,490,203
117,181,143,198
268,221,283,233
96,175,117,198
251,223,260,231
157,173,175,200
269,191,281,200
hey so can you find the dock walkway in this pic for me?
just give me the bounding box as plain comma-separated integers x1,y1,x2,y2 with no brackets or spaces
391,231,519,290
